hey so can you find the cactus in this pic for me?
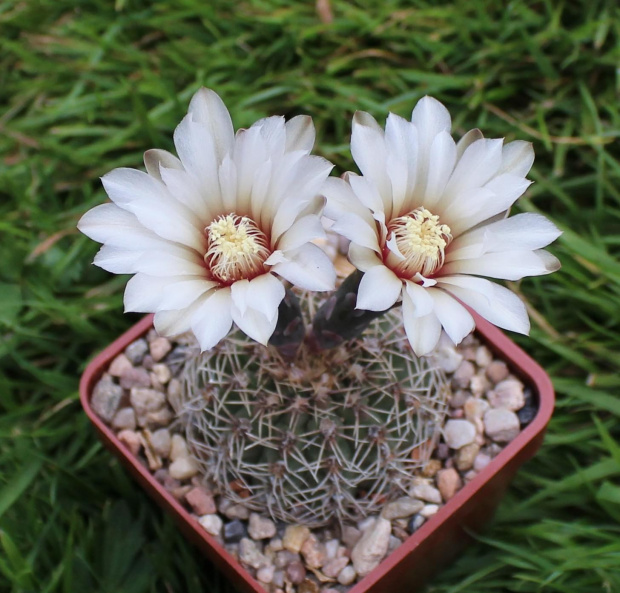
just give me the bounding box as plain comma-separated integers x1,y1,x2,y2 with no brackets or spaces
174,292,449,527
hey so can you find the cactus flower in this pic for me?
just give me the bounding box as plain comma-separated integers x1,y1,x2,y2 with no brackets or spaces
324,97,561,356
79,88,335,350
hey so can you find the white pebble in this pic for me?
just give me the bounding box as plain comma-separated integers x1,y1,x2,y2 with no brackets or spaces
351,517,391,577
484,408,521,442
168,456,199,480
420,504,439,518
443,419,476,449
337,564,357,585
199,513,223,537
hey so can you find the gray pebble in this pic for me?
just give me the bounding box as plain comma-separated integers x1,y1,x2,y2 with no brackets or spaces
120,366,151,390
488,379,525,411
149,428,171,458
239,538,268,569
409,481,442,504
249,513,277,540
484,408,521,442
381,497,425,520
351,516,391,577
149,336,172,361
224,503,250,520
124,339,148,364
108,353,133,377
129,387,166,425
91,374,123,422
408,514,425,533
486,360,509,384
452,360,475,388
285,560,306,584
322,556,348,578
111,407,136,431
223,519,247,544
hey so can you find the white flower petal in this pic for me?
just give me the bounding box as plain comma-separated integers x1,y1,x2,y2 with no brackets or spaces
277,215,326,252
271,243,335,291
154,308,194,337
94,244,205,277
159,278,217,310
330,213,380,253
404,280,434,317
448,213,562,261
441,249,560,280
323,176,376,225
356,265,402,311
285,115,315,153
160,166,213,222
173,115,222,212
253,116,286,161
124,273,200,313
443,138,503,201
385,112,418,217
231,273,285,319
248,273,286,319
348,243,382,272
402,290,442,356
187,87,235,161
270,156,333,241
249,159,274,223
101,168,205,251
191,288,234,351
231,303,278,346
423,130,456,208
499,140,534,176
78,203,158,249
143,149,183,180
455,129,483,160
264,250,287,266
233,126,268,215
411,96,452,144
218,154,238,213
351,111,392,206
93,245,142,274
347,173,385,215
437,275,530,335
427,288,475,345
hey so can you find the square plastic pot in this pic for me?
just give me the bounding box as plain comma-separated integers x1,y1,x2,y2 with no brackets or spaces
80,313,554,593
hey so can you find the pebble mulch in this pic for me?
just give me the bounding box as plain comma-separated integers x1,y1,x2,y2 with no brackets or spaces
90,328,536,593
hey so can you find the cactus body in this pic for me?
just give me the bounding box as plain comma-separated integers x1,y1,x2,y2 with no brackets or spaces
175,295,449,527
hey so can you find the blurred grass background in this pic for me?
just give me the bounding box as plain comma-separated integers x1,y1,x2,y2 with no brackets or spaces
1,0,619,591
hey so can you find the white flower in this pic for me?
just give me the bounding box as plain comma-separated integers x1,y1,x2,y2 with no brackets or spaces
324,97,561,356
79,88,336,350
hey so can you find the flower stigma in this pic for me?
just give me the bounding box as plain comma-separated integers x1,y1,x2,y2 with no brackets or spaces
205,214,271,283
385,207,453,278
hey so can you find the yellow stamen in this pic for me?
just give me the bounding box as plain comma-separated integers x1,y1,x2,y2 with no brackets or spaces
385,207,452,277
205,214,270,283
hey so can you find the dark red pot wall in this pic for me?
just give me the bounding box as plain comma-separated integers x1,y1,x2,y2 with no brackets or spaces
80,313,554,593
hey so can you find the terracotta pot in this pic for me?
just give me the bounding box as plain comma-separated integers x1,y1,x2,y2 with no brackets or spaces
79,313,554,593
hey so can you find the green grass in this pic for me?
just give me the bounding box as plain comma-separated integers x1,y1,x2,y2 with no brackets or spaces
1,0,619,591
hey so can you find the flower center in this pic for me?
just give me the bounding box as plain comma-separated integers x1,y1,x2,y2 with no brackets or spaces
385,207,452,278
205,214,270,283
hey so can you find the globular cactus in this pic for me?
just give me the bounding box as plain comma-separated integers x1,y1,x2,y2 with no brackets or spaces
174,294,449,527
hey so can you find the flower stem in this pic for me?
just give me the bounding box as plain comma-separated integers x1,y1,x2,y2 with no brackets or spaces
308,270,389,350
268,288,306,359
